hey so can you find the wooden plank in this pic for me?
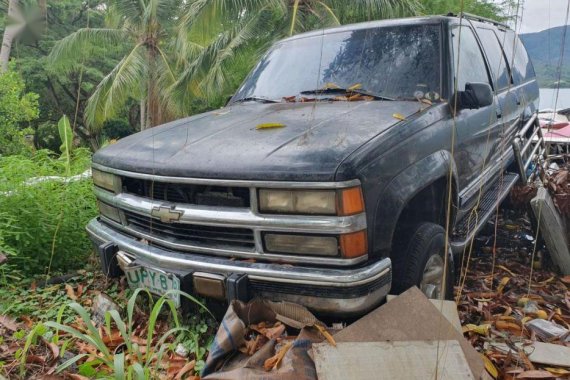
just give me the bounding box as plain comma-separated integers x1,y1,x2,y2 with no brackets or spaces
530,187,570,274
313,341,473,380
387,295,462,333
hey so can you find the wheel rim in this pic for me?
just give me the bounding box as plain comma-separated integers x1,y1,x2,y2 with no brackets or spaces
420,254,445,299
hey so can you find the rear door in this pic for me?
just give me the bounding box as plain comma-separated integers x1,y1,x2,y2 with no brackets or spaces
475,26,518,164
451,24,501,208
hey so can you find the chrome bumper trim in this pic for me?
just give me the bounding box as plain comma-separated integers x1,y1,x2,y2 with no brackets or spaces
95,187,367,234
86,218,391,287
99,216,366,266
253,286,389,317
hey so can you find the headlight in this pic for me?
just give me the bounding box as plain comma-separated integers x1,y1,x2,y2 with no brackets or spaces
259,189,336,215
258,187,364,215
264,233,339,256
97,200,121,223
92,168,119,192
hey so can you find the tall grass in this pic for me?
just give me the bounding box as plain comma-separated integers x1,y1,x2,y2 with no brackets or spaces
0,148,97,276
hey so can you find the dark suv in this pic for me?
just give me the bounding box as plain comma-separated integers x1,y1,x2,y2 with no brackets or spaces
87,15,539,316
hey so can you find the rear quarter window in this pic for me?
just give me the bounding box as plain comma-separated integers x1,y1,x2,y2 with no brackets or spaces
496,29,536,84
476,27,511,90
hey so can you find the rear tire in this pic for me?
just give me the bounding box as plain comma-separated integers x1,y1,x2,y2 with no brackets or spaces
391,222,453,299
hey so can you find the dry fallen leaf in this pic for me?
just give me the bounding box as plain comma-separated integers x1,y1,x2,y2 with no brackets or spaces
0,315,19,331
256,123,285,130
263,341,293,371
497,276,510,294
314,324,336,347
463,323,491,336
65,284,77,300
517,369,555,379
174,360,196,380
482,354,498,379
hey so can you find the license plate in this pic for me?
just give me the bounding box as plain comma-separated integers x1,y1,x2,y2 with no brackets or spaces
125,266,181,307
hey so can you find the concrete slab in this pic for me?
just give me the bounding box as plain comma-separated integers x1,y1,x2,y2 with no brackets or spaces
530,186,570,274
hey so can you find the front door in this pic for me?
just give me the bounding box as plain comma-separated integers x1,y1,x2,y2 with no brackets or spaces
451,24,502,210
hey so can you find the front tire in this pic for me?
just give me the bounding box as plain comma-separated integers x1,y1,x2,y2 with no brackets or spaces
391,222,453,299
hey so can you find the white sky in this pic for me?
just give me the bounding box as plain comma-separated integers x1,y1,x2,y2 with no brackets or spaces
516,0,569,34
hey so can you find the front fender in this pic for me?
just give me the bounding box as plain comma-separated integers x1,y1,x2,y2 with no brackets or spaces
372,150,459,253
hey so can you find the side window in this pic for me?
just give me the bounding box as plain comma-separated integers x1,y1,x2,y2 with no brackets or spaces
476,28,511,90
452,26,491,91
497,30,536,84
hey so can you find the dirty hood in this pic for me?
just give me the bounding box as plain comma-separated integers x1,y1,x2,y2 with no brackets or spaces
93,101,420,181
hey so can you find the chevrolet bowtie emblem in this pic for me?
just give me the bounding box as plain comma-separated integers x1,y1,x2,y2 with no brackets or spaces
151,205,184,223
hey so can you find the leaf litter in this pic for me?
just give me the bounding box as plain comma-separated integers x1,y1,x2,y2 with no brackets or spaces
459,206,570,379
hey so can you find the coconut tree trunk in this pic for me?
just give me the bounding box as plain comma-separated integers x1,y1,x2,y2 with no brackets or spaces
0,0,21,72
38,0,47,18
140,97,146,131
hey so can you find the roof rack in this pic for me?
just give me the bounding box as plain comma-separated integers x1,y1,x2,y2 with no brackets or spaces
445,12,510,29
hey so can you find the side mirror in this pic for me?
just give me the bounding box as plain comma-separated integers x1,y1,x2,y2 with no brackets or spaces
455,82,493,111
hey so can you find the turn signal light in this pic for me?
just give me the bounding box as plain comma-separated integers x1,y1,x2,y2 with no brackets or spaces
340,230,368,258
338,187,365,216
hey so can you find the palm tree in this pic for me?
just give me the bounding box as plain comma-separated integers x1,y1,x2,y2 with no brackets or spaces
1,0,49,72
48,0,188,131
1,0,23,72
172,0,420,106
49,0,420,132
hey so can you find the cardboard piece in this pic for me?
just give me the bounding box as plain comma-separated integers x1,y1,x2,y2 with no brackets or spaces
313,340,474,380
387,295,462,333
333,287,485,379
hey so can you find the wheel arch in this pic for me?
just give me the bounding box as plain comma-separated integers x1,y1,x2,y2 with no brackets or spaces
372,150,459,255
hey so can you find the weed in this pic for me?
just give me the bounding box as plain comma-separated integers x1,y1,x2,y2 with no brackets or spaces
20,289,212,379
0,148,96,275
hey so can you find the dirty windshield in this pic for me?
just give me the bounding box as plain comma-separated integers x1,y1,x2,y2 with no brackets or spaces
232,24,441,103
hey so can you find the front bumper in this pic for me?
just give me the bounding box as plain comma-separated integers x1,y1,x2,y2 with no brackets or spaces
87,218,392,316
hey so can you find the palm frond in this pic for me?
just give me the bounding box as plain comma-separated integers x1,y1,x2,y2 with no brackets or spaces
172,6,271,103
85,43,147,130
48,28,131,73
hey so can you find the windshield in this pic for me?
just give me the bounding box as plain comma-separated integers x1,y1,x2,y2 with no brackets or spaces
232,24,442,103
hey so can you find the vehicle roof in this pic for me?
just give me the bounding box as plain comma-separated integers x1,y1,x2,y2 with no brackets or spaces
279,15,510,43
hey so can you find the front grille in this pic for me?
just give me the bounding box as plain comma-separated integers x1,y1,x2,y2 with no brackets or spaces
124,211,255,249
122,177,250,208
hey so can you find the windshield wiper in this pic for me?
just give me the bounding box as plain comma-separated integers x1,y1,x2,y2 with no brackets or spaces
232,96,280,104
299,88,395,101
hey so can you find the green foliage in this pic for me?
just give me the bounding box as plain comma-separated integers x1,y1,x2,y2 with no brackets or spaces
58,115,73,175
11,0,124,148
0,69,40,156
35,122,62,152
420,0,515,21
21,289,211,379
0,149,96,275
102,118,136,140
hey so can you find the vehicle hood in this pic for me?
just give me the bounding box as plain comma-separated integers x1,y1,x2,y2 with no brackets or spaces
93,101,420,181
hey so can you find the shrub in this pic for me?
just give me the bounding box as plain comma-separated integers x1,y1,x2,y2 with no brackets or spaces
35,122,62,152
0,69,40,156
0,148,96,275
